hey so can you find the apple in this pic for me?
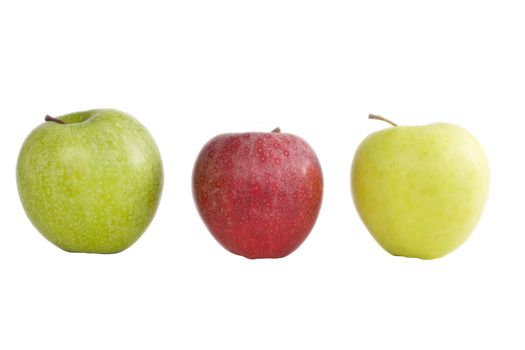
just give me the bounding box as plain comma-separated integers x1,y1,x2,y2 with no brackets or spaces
351,114,489,259
192,128,323,259
17,109,163,253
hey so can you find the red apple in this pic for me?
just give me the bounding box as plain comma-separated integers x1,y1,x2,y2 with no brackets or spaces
192,128,323,259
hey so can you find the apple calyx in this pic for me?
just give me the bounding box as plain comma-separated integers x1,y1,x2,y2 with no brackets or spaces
45,115,65,124
272,127,281,133
368,114,397,127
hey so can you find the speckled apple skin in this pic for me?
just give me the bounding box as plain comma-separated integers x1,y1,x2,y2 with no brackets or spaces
192,131,323,259
17,109,163,253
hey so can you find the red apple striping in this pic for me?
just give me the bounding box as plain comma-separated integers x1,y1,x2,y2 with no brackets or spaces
192,130,323,259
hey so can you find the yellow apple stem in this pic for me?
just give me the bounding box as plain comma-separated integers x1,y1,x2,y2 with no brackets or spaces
272,127,281,133
368,114,397,127
45,115,65,124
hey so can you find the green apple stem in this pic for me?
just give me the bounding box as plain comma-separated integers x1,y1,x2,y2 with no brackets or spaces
368,114,397,127
272,127,281,133
45,115,66,124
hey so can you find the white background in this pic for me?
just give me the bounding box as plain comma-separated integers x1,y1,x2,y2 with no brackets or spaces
1,0,524,349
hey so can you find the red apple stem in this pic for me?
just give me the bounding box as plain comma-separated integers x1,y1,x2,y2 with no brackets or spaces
368,114,397,127
45,115,65,124
272,127,281,133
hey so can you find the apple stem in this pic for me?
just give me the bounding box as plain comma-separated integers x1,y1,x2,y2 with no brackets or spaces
368,114,397,127
272,127,281,133
45,115,65,124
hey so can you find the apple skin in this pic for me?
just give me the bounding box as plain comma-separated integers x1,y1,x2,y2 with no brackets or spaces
17,109,163,253
192,130,323,259
351,122,489,259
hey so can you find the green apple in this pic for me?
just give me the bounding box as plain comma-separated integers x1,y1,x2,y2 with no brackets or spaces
17,109,163,253
351,114,489,259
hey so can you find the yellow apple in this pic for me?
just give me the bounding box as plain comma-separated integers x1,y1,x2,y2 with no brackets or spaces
351,115,489,259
